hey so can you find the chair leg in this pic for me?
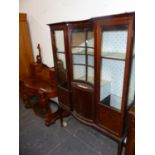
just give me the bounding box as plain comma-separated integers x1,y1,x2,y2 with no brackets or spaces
59,106,63,127
38,91,51,125
37,91,61,126
22,93,32,108
38,90,47,108
45,108,53,126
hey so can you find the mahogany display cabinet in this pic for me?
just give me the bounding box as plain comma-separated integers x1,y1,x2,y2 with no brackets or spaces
48,12,135,155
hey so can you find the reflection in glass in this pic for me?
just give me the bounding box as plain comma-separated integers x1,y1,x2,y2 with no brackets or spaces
57,53,66,69
57,59,67,87
54,30,68,88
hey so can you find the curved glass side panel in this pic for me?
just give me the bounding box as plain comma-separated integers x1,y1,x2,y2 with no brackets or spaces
55,31,65,53
73,65,86,80
71,29,94,84
127,45,135,107
88,55,94,67
87,67,94,83
87,31,94,47
54,30,68,88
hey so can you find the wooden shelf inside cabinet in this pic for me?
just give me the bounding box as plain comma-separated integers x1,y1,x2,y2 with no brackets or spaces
72,50,94,56
73,64,94,68
101,52,135,61
72,46,94,48
101,52,126,61
77,76,112,85
57,51,65,54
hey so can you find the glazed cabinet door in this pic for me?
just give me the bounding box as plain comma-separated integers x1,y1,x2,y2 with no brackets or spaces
51,27,71,110
70,26,95,121
53,30,68,88
96,14,135,136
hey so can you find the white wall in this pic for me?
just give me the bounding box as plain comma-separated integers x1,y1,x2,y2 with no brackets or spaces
19,0,135,67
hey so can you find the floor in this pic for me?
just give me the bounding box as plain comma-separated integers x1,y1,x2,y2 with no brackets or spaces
20,99,123,155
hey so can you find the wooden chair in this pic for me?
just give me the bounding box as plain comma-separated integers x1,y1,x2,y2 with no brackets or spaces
20,62,60,126
20,49,60,126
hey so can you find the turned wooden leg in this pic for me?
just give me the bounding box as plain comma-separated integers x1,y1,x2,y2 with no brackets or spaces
38,90,48,108
59,106,64,127
22,93,32,108
38,90,60,126
45,113,52,126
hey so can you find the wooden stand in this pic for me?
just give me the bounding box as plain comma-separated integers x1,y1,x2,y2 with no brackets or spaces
20,58,60,126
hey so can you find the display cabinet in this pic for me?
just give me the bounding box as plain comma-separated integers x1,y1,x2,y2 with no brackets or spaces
50,25,72,111
49,12,135,155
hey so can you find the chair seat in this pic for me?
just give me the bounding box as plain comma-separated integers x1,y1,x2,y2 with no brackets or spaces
24,77,57,98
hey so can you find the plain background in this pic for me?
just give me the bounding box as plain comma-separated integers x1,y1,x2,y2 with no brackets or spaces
19,0,135,67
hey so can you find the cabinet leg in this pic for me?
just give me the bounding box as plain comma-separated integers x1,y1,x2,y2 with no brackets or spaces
118,142,123,155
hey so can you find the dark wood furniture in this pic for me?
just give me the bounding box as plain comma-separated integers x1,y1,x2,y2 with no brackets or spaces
19,13,34,81
21,60,59,126
125,105,135,155
48,12,135,155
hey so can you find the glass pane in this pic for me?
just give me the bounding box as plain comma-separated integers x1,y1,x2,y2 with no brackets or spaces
54,30,68,88
87,31,94,47
57,53,67,69
72,29,85,47
55,31,65,52
87,30,94,83
101,29,128,61
88,55,94,66
127,46,135,106
72,47,85,54
73,65,86,80
100,26,128,110
87,67,94,84
57,59,68,88
73,55,85,65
